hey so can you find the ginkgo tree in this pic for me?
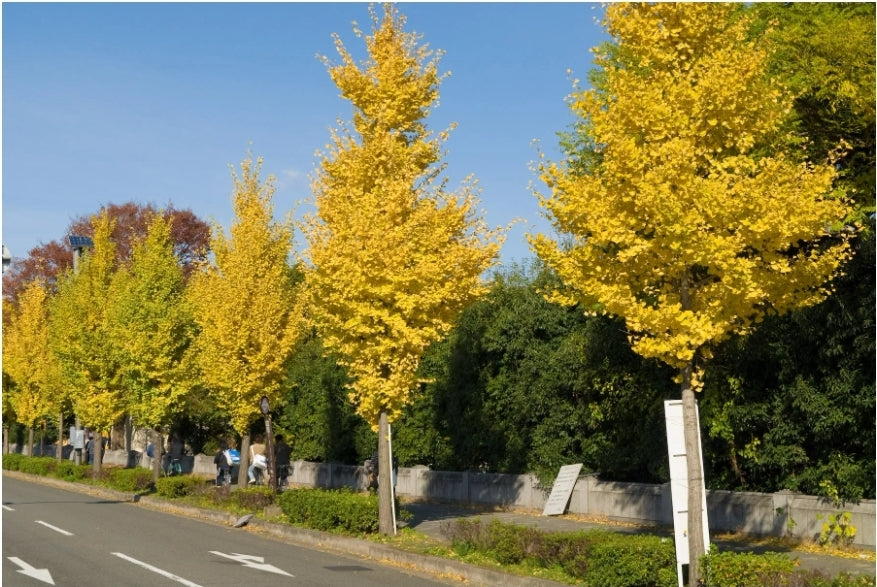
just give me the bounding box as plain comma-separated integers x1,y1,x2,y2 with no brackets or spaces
50,211,126,472
188,154,305,486
530,4,854,582
302,3,503,534
109,212,196,482
2,279,64,456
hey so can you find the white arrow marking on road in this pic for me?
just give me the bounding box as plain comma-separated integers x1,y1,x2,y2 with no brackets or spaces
2,505,15,511
35,521,74,536
209,551,294,577
7,557,55,585
111,553,204,587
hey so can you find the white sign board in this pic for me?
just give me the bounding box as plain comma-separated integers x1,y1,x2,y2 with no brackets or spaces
542,463,583,516
70,427,85,449
665,400,709,587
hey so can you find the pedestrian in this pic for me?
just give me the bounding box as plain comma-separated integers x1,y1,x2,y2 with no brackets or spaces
214,441,231,487
85,433,94,465
248,434,269,485
274,434,291,487
364,452,379,491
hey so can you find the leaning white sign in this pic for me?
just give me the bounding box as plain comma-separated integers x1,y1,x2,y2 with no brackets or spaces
542,463,583,516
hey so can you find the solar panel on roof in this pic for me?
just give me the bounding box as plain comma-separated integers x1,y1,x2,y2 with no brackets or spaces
67,235,94,248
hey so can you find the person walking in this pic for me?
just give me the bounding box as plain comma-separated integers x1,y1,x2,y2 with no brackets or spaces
248,434,269,485
273,434,291,488
214,441,231,487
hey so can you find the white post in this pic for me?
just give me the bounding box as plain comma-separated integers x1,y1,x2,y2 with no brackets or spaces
665,400,709,587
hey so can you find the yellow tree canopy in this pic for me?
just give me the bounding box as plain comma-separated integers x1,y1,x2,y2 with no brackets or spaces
109,212,195,429
531,3,854,378
188,155,304,435
2,279,62,428
303,4,503,426
49,211,126,430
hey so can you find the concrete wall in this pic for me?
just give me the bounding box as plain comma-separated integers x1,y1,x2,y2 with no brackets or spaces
44,449,877,548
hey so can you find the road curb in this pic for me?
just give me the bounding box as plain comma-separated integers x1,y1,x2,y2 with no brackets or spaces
3,471,567,587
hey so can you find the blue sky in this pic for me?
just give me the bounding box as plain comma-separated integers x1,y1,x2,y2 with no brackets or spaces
2,2,608,268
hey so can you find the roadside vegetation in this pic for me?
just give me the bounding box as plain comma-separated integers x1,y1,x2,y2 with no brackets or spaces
4,455,874,587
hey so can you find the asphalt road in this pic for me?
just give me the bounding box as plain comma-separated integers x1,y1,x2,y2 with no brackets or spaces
2,476,454,587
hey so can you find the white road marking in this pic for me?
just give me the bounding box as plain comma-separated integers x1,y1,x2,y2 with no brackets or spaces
209,551,294,576
7,557,55,585
35,521,74,536
2,505,15,511
111,552,204,587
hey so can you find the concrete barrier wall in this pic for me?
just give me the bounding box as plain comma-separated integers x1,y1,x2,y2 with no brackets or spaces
29,449,877,548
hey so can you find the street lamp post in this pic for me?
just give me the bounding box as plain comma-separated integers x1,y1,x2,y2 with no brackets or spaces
260,396,276,493
2,245,11,273
67,235,94,466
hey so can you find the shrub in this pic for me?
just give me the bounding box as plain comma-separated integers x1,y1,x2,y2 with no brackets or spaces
278,488,381,534
233,487,276,510
18,456,55,476
2,454,27,470
583,532,676,587
442,519,676,587
701,550,797,587
108,467,154,492
155,475,202,498
54,461,89,482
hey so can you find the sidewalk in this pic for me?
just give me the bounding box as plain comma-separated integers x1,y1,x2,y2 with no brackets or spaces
401,501,877,578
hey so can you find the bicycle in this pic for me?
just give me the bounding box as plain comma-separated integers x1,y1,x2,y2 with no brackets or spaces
163,457,182,477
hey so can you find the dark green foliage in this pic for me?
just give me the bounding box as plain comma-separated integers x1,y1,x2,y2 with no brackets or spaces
155,475,202,498
441,518,675,587
702,229,876,500
2,453,28,470
53,460,88,482
277,487,381,534
585,533,677,587
399,261,677,485
279,333,375,464
106,467,154,492
16,455,55,476
701,551,876,586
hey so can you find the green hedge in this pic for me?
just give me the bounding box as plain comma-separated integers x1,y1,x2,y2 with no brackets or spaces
444,519,876,587
278,487,380,534
155,475,203,498
701,550,875,587
107,467,154,492
444,519,676,587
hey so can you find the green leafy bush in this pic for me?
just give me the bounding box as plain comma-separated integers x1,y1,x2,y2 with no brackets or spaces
54,461,89,482
442,519,675,587
155,475,202,498
278,488,381,534
2,453,27,470
108,467,154,492
232,487,275,510
584,532,676,587
701,550,876,587
701,551,797,587
18,456,55,476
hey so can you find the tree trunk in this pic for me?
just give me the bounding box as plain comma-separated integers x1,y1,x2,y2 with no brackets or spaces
378,411,395,536
26,428,34,456
238,434,251,487
57,412,64,463
93,429,103,474
681,363,706,585
151,429,161,485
